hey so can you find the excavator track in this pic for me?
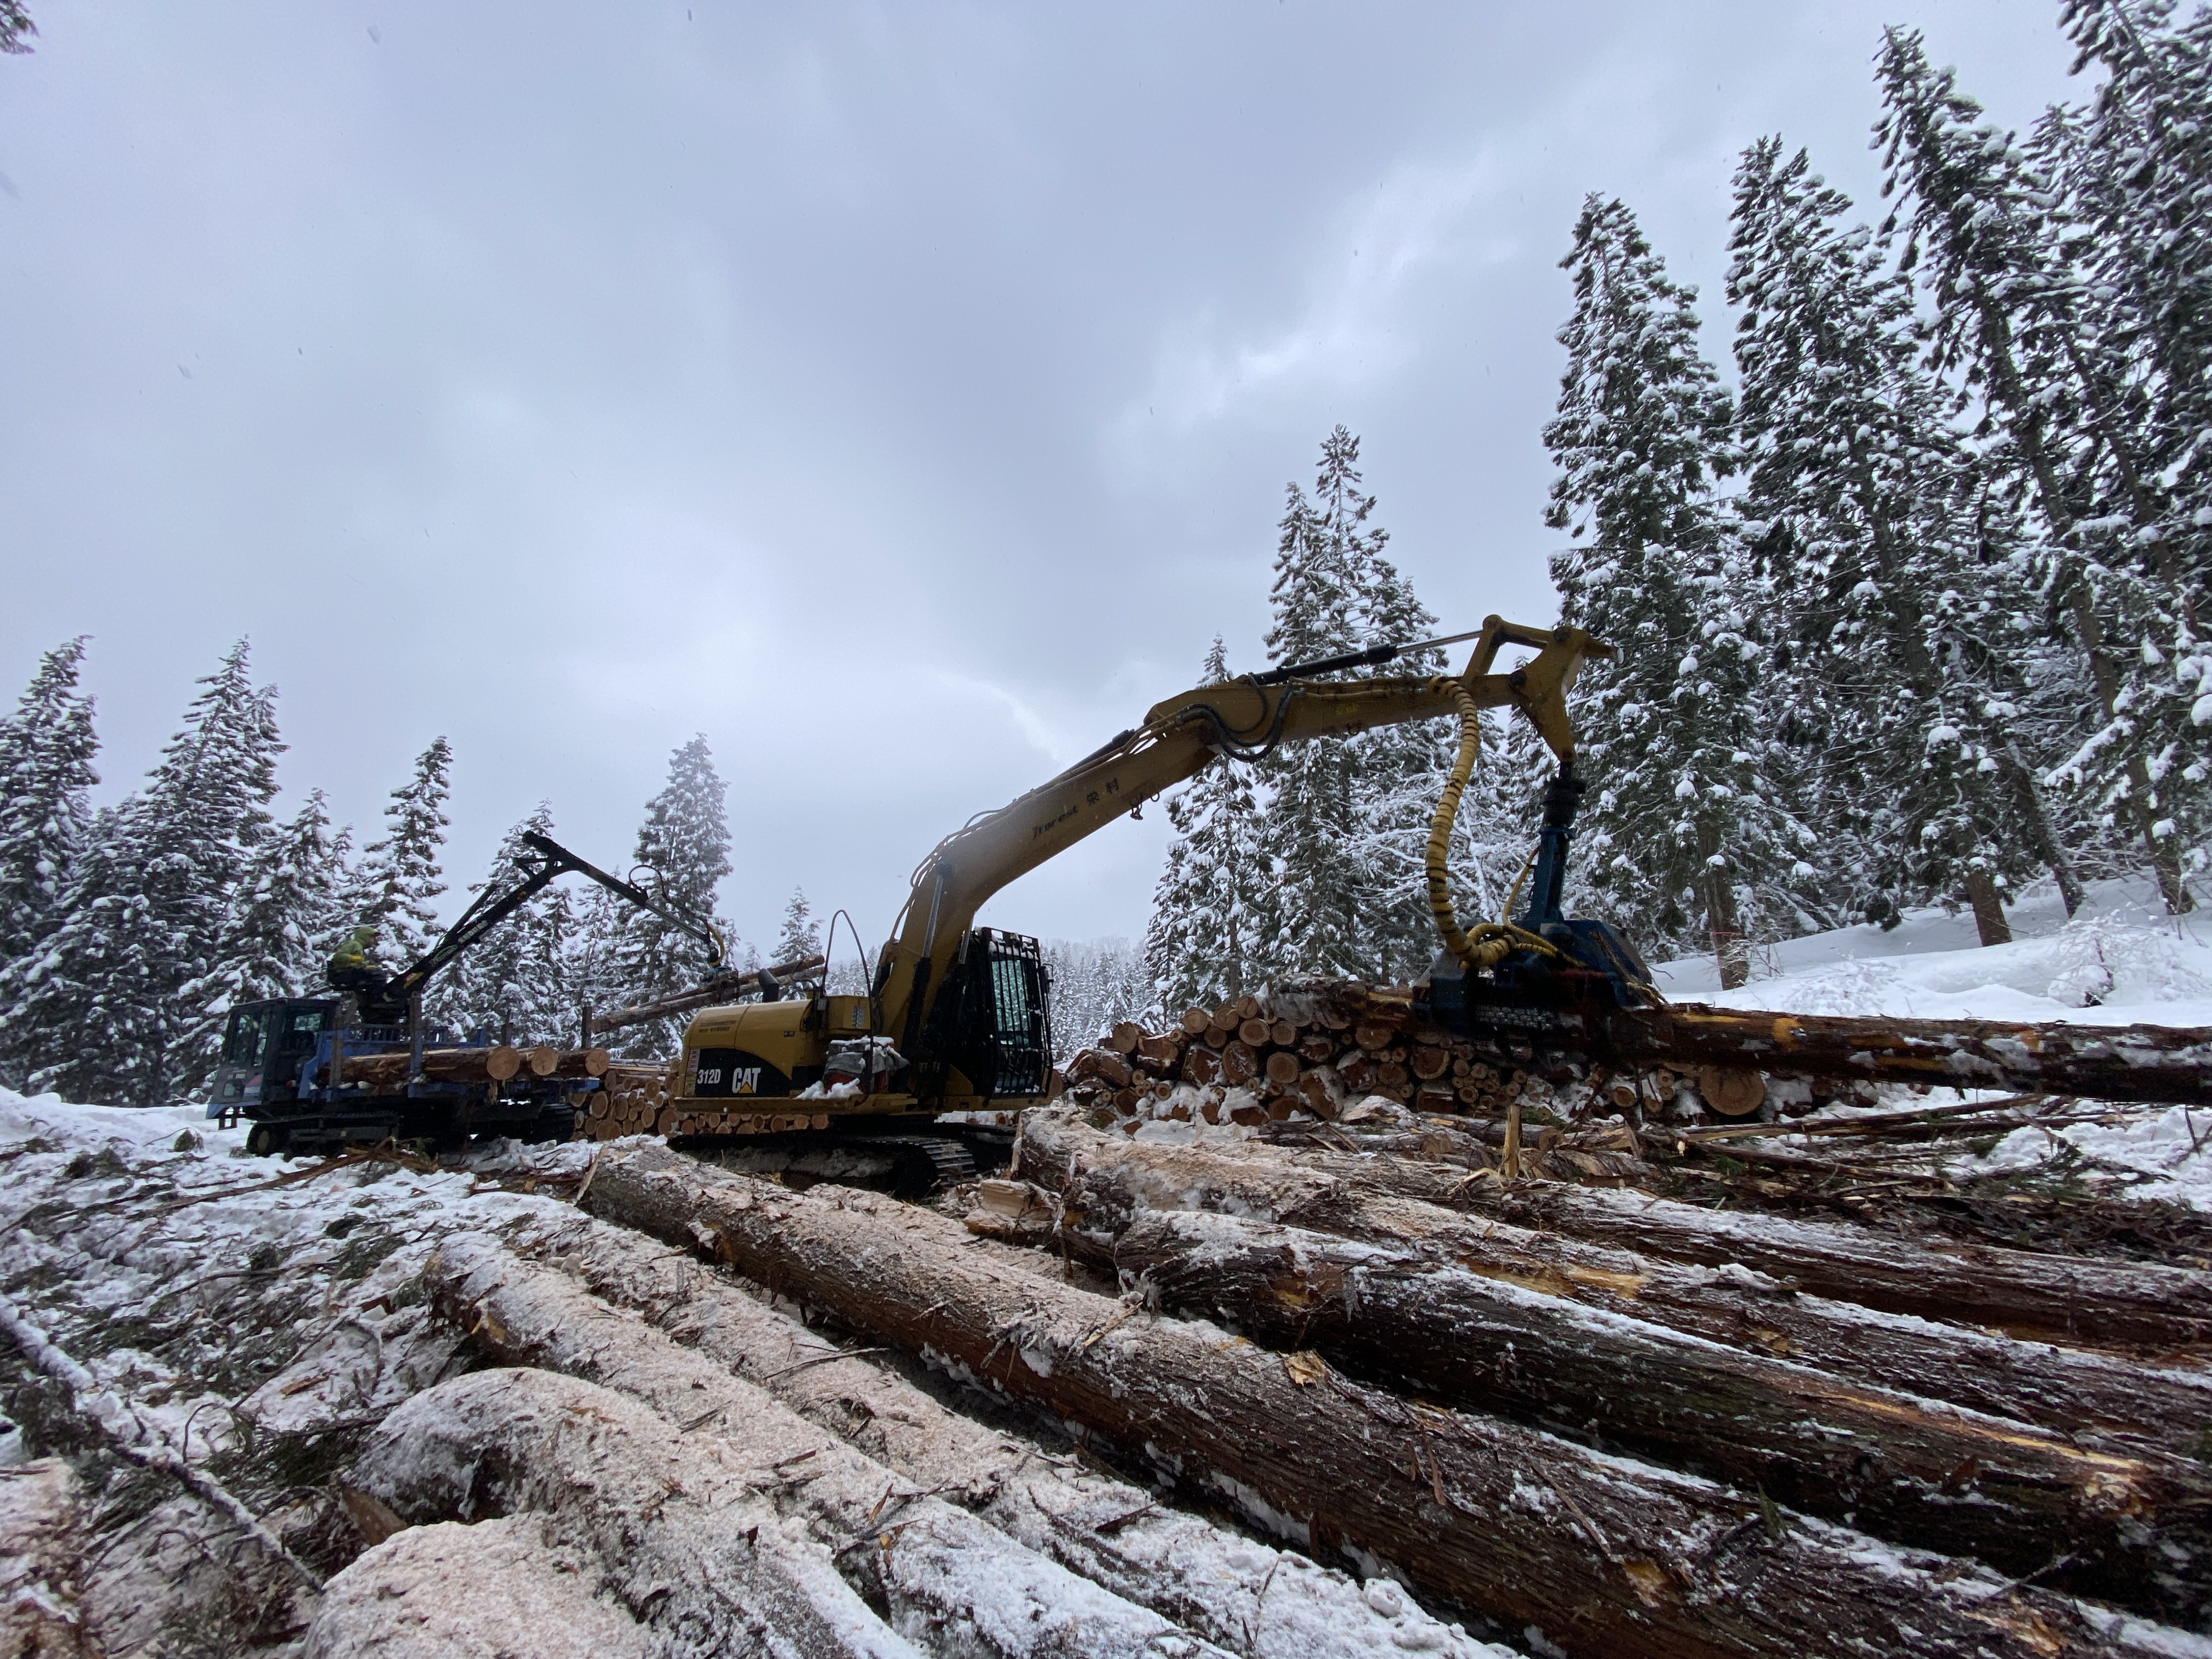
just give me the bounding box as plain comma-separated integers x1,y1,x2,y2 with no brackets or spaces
670,1122,1011,1199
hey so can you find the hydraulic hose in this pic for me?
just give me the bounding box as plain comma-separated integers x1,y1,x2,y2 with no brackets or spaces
1426,686,1564,970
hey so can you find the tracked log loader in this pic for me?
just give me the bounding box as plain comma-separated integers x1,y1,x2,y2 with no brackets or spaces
590,616,1654,1185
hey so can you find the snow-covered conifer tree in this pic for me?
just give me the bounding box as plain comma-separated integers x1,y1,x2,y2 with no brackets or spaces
1544,196,1803,985
1877,27,2198,910
0,640,99,1085
433,804,575,1046
1728,138,2056,942
1041,937,1150,1059
1143,638,1268,1009
1256,432,1383,981
605,735,734,1057
7,642,281,1102
353,737,453,967
184,789,352,1036
773,888,821,967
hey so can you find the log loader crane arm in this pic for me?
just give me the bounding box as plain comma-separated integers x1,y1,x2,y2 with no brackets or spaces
665,616,1640,1132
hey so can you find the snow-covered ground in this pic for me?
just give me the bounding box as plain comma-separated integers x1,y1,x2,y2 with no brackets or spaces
1648,874,2212,1208
1654,873,2212,1025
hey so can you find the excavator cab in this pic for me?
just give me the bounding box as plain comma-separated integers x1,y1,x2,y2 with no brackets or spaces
915,929,1052,1103
208,999,337,1111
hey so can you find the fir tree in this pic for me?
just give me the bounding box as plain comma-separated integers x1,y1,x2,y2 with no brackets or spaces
1877,27,2198,910
353,737,453,968
1727,138,2053,941
0,639,99,1086
1543,195,1802,985
773,888,821,968
1042,936,1150,1059
435,804,575,1046
7,642,281,1102
1143,638,1269,1009
183,790,353,1043
606,735,733,1057
1256,431,1381,981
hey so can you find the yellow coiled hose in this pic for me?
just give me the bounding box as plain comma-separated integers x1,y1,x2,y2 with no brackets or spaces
1426,685,1565,970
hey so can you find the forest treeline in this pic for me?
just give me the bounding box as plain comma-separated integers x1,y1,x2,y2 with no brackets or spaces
2,4,2205,1092
1145,4,2212,1003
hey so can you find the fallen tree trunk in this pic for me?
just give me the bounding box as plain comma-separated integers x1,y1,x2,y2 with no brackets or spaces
1108,1205,2209,1620
1018,1113,2212,1447
589,953,829,1037
584,1144,2189,1659
1037,1112,2212,1349
419,1232,1234,1659
514,1213,1495,1659
351,1367,921,1659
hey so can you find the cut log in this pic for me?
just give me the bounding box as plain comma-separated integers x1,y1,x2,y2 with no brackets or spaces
1108,1206,2209,1617
351,1368,923,1659
519,1207,1497,1659
486,1045,523,1081
1267,976,2212,1107
1180,1008,1211,1036
1264,1052,1301,1087
1070,1109,2212,1350
417,1235,1230,1659
1239,1019,1274,1048
1016,1111,2212,1450
585,1145,2185,1659
330,1045,608,1090
306,1516,651,1659
1221,1042,1257,1086
1108,1022,1143,1056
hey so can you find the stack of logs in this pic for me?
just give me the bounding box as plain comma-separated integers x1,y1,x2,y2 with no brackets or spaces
582,1064,839,1141
1063,991,1797,1129
329,1043,611,1091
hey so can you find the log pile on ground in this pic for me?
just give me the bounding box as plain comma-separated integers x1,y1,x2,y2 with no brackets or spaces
1062,981,2212,1135
583,1137,2212,1656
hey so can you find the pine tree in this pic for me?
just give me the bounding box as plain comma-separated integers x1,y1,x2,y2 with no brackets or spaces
1543,195,1805,985
434,804,575,1046
353,737,453,968
183,790,353,1043
1256,431,1383,981
1727,137,2056,942
6,642,282,1103
1876,27,2198,910
0,639,99,1085
773,888,821,968
1143,638,1269,1009
606,735,733,1057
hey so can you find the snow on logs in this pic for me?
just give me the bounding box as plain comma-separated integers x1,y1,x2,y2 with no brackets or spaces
1065,981,2212,1133
581,1142,2190,1659
413,1232,1228,1659
502,1210,1500,1659
1014,1121,2211,1618
1014,1112,2212,1452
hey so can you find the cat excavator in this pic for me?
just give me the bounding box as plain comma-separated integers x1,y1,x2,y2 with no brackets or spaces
610,615,1652,1188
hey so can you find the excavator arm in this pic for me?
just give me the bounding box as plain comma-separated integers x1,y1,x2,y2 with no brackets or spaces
872,616,1611,1059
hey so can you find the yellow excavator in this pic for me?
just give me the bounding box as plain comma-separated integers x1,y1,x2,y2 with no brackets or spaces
606,616,1644,1187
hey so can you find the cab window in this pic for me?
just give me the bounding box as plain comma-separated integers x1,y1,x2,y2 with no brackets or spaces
279,1007,329,1053
222,1008,272,1068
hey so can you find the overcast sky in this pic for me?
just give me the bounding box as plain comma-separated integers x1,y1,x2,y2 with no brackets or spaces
0,2,2086,963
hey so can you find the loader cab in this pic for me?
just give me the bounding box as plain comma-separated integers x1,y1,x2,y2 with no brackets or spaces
207,999,337,1109
918,929,1052,1103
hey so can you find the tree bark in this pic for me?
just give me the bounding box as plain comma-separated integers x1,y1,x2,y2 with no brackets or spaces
1265,975,2212,1107
324,1046,607,1089
1965,863,2015,947
415,1235,1231,1659
583,1145,2187,1659
1017,1113,2212,1450
1108,1206,2208,1620
519,1208,1495,1659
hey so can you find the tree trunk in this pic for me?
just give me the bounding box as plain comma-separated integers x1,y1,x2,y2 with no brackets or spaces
350,1368,924,1659
1999,741,2087,918
415,1235,1229,1659
1965,862,2013,946
520,1209,1488,1659
323,1046,607,1089
1108,1206,2208,1620
583,1145,2187,1659
1014,1113,2212,1450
